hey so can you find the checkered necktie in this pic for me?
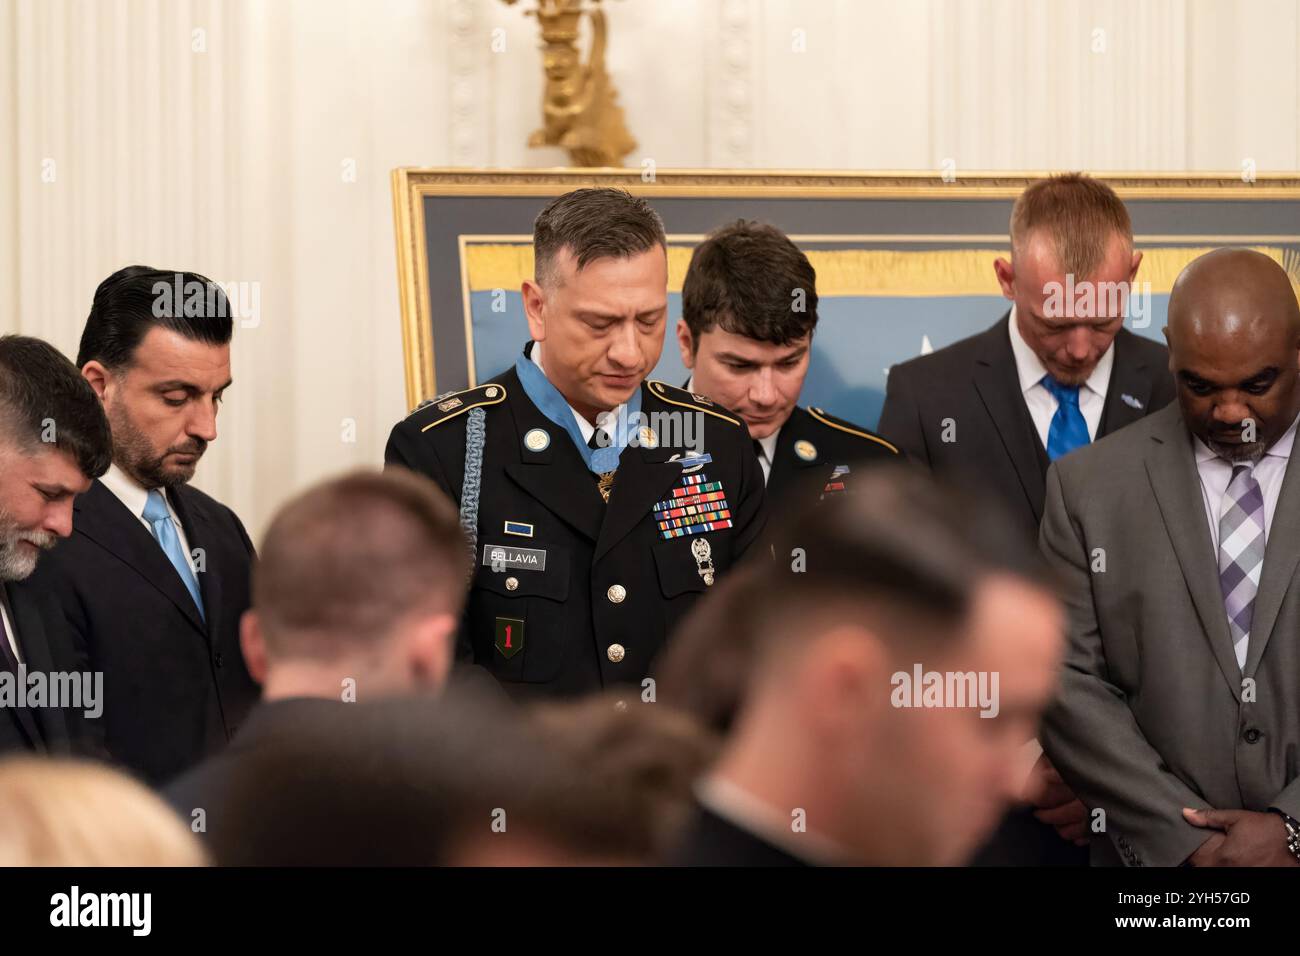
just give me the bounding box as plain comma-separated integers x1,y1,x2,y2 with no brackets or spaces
1218,463,1265,670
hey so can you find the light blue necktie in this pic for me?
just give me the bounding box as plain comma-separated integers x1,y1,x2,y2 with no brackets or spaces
143,489,205,620
1042,375,1091,461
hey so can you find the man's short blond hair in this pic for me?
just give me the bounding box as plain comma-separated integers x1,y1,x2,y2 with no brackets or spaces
1010,173,1133,278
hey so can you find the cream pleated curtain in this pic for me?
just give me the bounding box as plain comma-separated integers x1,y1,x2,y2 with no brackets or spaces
2,0,1296,537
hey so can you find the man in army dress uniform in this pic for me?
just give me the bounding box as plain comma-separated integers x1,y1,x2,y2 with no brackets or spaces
676,220,897,507
386,189,765,699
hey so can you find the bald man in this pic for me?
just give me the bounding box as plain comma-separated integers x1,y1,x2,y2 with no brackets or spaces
1039,248,1300,867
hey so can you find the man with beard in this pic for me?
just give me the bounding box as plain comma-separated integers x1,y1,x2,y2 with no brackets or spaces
1041,249,1300,866
27,267,259,784
0,336,112,754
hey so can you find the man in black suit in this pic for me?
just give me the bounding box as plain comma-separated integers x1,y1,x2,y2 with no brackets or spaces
667,471,1064,866
166,468,468,841
678,220,897,507
27,267,259,785
877,173,1176,864
386,189,765,700
0,336,112,755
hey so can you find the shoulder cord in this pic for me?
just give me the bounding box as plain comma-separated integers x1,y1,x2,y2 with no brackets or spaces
460,405,486,578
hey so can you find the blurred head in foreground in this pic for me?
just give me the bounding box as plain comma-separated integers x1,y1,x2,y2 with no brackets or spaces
0,757,206,866
241,468,468,702
674,467,1065,866
207,689,657,866
532,692,719,855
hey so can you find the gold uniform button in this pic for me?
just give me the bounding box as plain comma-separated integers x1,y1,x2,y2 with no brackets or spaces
505,576,519,591
606,584,626,604
607,643,626,663
485,386,500,398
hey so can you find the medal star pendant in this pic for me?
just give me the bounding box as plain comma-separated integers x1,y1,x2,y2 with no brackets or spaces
597,471,617,503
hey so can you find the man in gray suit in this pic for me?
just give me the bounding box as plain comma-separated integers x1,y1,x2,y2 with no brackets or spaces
1041,248,1300,867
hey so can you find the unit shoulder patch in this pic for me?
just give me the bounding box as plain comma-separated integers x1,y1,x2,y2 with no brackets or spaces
806,407,899,454
647,381,743,428
408,383,508,432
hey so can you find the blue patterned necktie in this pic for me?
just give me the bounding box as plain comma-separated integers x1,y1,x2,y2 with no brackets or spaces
1041,375,1091,461
143,489,205,620
1218,463,1265,670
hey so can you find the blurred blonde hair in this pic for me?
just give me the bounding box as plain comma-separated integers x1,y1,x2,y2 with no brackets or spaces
0,758,207,866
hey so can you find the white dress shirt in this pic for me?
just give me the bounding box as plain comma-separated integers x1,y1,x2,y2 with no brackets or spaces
1008,305,1114,448
99,463,198,575
1194,413,1299,553
530,343,623,448
0,585,22,665
685,373,777,482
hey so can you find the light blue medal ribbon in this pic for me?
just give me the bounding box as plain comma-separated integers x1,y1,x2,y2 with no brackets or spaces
514,350,642,474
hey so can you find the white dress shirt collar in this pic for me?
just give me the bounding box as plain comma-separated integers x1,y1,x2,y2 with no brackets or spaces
98,464,199,579
1007,304,1115,399
99,463,154,521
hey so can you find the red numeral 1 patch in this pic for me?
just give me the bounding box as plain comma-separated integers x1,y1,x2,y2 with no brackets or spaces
495,616,525,659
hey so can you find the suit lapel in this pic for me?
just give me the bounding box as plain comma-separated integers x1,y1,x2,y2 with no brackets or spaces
594,386,688,562
972,314,1048,523
1097,330,1158,438
2,583,50,750
72,480,207,637
1243,440,1300,675
501,370,605,543
1142,405,1242,698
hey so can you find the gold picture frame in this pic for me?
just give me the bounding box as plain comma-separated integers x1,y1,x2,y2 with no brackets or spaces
391,167,1300,410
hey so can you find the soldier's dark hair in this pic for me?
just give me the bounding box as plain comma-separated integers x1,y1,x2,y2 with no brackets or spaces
533,188,666,287
0,335,112,479
681,220,818,349
76,265,233,370
253,468,469,658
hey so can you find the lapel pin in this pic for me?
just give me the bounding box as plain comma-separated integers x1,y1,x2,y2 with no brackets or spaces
523,428,550,452
638,426,659,449
794,439,818,462
1121,394,1143,409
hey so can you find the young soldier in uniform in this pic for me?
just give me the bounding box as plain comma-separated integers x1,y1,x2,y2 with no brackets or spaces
677,220,896,506
386,189,765,700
